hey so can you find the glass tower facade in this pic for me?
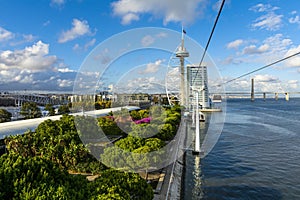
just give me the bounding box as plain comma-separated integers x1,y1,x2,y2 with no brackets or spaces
186,64,210,109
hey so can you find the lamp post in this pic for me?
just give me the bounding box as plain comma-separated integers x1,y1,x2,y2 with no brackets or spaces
190,87,202,155
194,90,201,154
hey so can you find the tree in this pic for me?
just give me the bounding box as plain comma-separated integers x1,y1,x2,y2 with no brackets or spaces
97,116,124,136
20,102,42,119
89,170,153,200
156,123,175,140
130,110,141,120
0,154,89,200
58,104,70,114
2,114,155,200
115,136,145,152
5,115,104,172
0,108,12,122
130,123,158,138
45,104,55,116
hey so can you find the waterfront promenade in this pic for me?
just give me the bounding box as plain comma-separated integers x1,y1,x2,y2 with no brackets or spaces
154,118,188,200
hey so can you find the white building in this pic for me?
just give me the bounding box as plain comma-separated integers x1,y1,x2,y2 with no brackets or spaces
186,64,210,109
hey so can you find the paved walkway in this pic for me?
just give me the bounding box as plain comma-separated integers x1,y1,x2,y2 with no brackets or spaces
153,118,187,200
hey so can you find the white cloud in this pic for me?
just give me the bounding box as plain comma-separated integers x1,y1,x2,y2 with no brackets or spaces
121,13,140,25
0,27,36,46
58,19,91,43
0,27,14,42
223,34,294,66
139,59,164,74
22,34,35,42
141,35,155,47
222,77,250,92
254,74,279,83
289,15,300,24
212,0,223,11
222,56,243,65
287,80,298,89
227,39,244,49
251,12,283,31
249,4,279,13
263,34,292,53
57,67,76,73
242,44,269,55
57,79,73,87
9,34,36,46
244,34,291,56
73,44,80,51
0,41,57,71
0,66,77,91
118,76,165,93
291,11,297,15
84,38,96,50
111,0,206,25
284,45,300,68
156,32,168,38
224,75,284,93
43,20,51,27
73,39,97,51
51,0,65,4
140,32,169,47
225,75,300,93
19,74,34,84
51,0,66,7
250,4,283,31
93,48,112,64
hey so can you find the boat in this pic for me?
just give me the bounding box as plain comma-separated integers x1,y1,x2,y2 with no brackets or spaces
199,111,205,122
211,94,222,103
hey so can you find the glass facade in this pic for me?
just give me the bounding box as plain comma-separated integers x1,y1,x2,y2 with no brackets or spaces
186,64,209,109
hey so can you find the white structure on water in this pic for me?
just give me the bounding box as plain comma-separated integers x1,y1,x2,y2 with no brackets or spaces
186,64,210,109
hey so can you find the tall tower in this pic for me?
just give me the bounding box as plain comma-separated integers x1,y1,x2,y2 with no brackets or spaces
251,78,254,102
176,28,189,107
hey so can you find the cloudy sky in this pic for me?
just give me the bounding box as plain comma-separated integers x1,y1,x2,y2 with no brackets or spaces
0,0,300,94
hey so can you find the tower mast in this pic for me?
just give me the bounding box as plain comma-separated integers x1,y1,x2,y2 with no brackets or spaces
176,26,189,107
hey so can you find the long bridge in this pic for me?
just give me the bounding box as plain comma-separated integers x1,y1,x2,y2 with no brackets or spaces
0,92,69,106
211,91,300,101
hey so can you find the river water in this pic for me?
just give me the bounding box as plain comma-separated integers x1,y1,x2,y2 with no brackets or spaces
183,98,300,200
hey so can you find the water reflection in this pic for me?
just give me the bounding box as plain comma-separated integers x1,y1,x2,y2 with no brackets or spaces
191,155,203,199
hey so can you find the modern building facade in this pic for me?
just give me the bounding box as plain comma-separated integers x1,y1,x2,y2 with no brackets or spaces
186,64,210,109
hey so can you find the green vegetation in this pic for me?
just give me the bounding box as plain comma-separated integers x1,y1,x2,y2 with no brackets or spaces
5,115,104,173
100,105,182,172
45,104,56,116
0,105,182,199
0,154,152,199
89,169,153,199
97,116,124,136
0,108,12,122
58,104,70,115
71,100,111,112
0,113,154,199
20,102,42,119
0,154,88,200
95,100,111,110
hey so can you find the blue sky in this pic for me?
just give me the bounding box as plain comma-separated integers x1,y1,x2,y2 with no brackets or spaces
0,0,300,94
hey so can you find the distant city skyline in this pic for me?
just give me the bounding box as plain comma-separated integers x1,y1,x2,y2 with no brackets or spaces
0,0,300,93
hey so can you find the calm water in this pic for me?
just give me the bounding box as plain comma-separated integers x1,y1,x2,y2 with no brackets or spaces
183,98,300,200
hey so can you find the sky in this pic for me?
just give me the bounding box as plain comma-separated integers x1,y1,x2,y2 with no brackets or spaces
0,0,300,95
